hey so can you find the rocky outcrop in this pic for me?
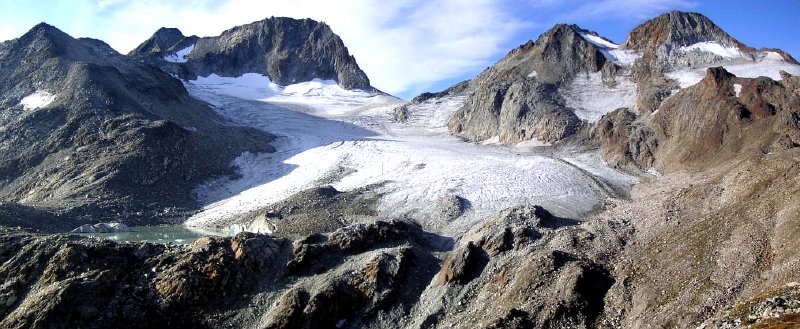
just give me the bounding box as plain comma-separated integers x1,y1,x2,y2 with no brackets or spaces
129,17,373,90
212,185,382,238
0,232,286,328
0,23,273,227
412,205,617,329
593,108,658,170
128,27,198,56
71,222,129,233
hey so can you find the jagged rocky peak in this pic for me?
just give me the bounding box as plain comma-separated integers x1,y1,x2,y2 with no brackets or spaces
130,16,372,91
128,27,197,55
488,23,611,84
622,11,749,53
446,22,632,145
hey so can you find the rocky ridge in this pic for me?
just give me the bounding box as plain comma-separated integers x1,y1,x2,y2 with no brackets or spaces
129,17,373,91
402,11,800,148
447,23,613,144
0,23,273,228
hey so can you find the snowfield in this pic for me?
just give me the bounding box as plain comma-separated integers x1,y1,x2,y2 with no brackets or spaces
678,41,746,59
559,71,638,122
667,52,800,88
579,33,640,66
184,74,636,236
164,44,194,63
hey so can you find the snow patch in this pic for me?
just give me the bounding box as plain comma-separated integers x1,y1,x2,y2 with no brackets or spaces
19,90,55,111
758,51,789,62
678,42,745,59
559,72,637,122
527,70,538,78
667,61,800,88
164,44,194,63
733,84,742,98
580,33,618,49
579,33,640,66
481,136,500,145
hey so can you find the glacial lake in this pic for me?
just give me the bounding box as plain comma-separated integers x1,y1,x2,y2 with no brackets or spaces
74,225,229,245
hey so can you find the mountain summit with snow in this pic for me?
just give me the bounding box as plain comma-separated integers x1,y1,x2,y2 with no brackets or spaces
130,17,373,91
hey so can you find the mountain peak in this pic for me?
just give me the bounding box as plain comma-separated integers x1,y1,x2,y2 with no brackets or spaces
622,11,748,52
128,27,190,55
131,16,372,90
21,22,73,43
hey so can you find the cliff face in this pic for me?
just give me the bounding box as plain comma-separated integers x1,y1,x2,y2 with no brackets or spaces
0,23,273,225
447,24,616,144
129,17,373,90
596,67,800,173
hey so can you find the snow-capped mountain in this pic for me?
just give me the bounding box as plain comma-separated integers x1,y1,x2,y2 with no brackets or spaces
406,11,800,149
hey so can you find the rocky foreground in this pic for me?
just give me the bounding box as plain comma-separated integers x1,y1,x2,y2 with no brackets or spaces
2,142,798,328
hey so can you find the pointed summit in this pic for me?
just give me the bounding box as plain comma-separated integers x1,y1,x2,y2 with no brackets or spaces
129,16,372,90
491,23,610,84
622,11,750,52
15,22,76,56
128,27,194,55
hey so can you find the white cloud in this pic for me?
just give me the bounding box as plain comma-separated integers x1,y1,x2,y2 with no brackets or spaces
82,0,526,96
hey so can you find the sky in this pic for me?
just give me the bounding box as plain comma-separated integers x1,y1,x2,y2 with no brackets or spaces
0,0,798,99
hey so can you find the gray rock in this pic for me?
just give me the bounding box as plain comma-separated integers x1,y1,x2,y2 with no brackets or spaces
130,17,373,91
447,24,607,144
0,23,274,225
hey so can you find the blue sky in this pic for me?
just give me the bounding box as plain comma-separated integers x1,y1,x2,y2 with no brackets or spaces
1,0,797,99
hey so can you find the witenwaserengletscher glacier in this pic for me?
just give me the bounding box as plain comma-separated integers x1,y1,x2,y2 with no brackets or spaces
1,9,799,329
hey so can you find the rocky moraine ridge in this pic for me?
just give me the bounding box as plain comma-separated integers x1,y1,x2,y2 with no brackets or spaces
1,11,800,329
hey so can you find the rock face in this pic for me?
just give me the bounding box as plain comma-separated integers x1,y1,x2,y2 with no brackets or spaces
448,24,613,144
426,11,799,147
0,23,273,227
596,67,800,172
0,232,286,328
129,17,373,90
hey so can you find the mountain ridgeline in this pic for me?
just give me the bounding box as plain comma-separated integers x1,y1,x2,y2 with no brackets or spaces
0,23,273,228
1,10,800,329
438,11,797,158
129,17,373,90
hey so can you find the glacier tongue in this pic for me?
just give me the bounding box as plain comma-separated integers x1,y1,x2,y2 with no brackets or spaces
184,75,637,236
